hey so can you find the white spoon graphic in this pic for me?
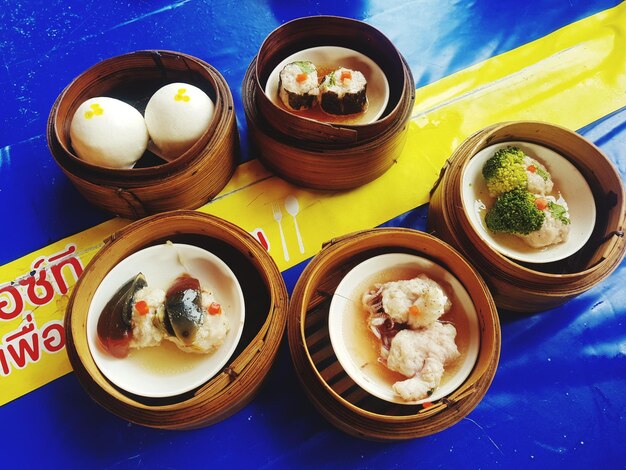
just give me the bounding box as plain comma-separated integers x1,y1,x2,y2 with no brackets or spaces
285,195,305,254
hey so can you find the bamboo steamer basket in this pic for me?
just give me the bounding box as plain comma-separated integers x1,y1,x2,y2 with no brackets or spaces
47,51,239,219
288,228,500,440
243,16,415,190
64,211,288,429
428,121,626,312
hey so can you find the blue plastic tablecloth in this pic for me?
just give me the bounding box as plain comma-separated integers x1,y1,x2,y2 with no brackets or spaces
1,1,625,468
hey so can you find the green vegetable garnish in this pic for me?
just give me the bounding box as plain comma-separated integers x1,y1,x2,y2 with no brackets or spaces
548,201,570,224
535,165,551,182
326,71,337,87
293,61,315,74
485,189,545,235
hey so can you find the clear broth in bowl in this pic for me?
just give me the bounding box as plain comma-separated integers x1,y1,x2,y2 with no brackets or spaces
339,266,470,398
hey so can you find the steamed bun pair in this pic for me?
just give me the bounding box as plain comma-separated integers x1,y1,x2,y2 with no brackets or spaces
69,83,214,168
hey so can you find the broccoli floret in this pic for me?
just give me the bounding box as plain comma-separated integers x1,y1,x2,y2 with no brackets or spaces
548,201,570,225
482,146,528,196
485,189,545,235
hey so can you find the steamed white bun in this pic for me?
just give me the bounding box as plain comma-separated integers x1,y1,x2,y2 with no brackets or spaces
144,83,215,159
69,97,148,168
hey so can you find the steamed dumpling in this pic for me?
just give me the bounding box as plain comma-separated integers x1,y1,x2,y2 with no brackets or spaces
69,97,148,168
378,275,451,328
523,156,553,195
519,194,571,248
144,83,215,159
385,323,460,401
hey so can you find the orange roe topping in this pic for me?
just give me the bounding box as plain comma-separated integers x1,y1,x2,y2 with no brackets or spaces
135,300,149,316
208,302,222,315
535,198,548,210
296,73,308,83
528,164,537,173
340,70,352,81
409,305,420,316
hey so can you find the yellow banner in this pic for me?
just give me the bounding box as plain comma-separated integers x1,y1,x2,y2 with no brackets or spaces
1,2,625,406
0,219,128,403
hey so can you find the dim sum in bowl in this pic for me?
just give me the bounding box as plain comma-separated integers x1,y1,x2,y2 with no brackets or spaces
461,141,596,264
265,46,389,125
328,253,480,405
87,243,245,398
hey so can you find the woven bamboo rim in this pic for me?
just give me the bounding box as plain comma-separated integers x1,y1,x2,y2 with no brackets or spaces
64,211,288,429
287,228,500,440
428,121,626,312
243,55,415,190
47,51,239,219
254,16,409,144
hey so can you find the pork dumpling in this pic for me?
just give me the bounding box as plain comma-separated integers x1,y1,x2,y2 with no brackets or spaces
144,82,215,159
519,194,571,248
376,275,450,328
523,156,554,195
129,286,166,350
318,67,367,115
70,97,148,168
167,290,229,354
385,323,460,401
278,61,319,111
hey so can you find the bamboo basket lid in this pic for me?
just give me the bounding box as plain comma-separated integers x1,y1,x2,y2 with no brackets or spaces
288,228,500,440
47,51,239,219
64,211,288,429
428,121,625,312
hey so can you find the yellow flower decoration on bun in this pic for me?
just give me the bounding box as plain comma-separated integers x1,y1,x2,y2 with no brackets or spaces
174,88,190,102
84,103,104,119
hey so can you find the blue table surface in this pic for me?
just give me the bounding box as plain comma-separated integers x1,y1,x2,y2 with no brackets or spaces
1,1,625,468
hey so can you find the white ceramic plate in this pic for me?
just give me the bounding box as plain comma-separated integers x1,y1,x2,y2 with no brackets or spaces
87,243,245,398
265,46,389,125
461,141,596,264
328,253,480,405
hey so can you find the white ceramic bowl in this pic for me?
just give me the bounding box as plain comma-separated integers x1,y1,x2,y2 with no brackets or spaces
328,253,480,405
87,243,245,398
265,46,389,125
462,141,596,264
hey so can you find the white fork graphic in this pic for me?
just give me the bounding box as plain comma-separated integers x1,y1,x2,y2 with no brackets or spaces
272,202,290,262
